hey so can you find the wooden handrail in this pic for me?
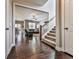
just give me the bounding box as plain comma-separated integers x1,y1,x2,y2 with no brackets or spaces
39,25,42,40
39,16,56,40
42,16,56,27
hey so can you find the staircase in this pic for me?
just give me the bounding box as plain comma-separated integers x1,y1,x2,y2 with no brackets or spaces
42,26,56,48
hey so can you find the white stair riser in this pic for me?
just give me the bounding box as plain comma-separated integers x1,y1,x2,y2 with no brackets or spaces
50,31,56,33
47,33,56,37
45,35,56,39
42,39,56,48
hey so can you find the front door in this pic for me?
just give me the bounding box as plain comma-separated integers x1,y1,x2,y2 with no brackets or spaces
64,0,73,55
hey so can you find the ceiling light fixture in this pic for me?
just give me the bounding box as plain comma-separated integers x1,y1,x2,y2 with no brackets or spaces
31,13,37,20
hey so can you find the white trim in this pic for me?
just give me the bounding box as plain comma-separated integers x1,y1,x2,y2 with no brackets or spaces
6,44,15,58
13,2,48,13
55,47,64,52
56,0,65,53
13,3,16,46
61,0,65,52
64,50,73,56
56,0,61,52
56,47,73,55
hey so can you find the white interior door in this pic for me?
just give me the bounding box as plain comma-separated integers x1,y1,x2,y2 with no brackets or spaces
5,0,10,56
5,0,13,57
64,0,73,55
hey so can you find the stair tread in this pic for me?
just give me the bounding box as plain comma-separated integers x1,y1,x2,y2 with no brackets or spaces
50,30,56,32
48,32,56,34
52,28,56,30
47,32,56,36
54,26,56,29
42,39,56,48
45,35,56,42
51,30,56,31
42,38,56,45
45,35,56,39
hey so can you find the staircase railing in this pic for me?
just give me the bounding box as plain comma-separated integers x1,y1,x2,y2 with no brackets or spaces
41,16,56,39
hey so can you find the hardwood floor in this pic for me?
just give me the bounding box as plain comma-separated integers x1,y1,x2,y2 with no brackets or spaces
7,31,73,59
56,51,73,59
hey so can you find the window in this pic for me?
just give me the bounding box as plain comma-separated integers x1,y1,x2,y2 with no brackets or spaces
29,22,35,29
15,24,21,29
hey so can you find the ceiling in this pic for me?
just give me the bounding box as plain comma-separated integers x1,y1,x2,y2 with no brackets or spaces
14,0,48,6
15,5,49,21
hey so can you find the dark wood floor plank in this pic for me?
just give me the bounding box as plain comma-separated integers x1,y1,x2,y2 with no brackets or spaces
7,32,72,59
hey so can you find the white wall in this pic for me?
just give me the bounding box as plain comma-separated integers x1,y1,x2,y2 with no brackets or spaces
14,0,56,20
15,5,48,21
37,0,56,20
5,0,14,58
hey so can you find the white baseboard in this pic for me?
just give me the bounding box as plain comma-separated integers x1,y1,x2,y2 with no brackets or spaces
56,47,73,56
55,47,64,52
64,50,73,56
6,43,15,59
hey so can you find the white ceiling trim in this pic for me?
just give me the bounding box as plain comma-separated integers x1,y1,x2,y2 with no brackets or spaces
14,2,49,13
15,3,49,21
14,0,48,6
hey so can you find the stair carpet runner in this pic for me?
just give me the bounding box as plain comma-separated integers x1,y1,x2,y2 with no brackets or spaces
42,26,56,48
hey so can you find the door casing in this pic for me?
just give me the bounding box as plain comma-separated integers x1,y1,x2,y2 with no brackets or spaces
56,0,73,55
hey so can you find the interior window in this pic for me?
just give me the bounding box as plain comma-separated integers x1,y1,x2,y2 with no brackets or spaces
15,24,21,30
29,22,35,29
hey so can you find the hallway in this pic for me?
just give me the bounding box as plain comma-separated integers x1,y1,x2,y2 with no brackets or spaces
7,31,55,59
7,31,72,59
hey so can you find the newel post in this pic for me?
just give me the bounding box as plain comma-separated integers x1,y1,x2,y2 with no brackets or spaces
39,25,42,40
